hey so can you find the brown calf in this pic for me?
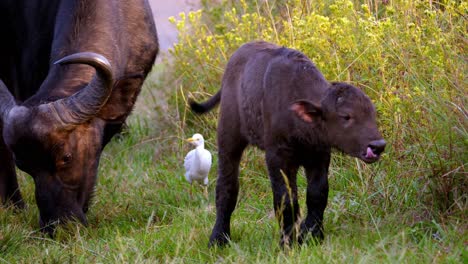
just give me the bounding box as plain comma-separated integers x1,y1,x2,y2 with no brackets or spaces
191,41,386,247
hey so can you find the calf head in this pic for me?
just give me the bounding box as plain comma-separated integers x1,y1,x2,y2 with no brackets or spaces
291,82,386,163
0,52,112,234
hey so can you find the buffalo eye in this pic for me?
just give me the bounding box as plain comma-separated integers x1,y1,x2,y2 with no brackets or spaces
340,114,351,121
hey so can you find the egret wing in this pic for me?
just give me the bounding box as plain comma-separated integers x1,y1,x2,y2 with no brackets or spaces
200,149,212,169
184,149,195,172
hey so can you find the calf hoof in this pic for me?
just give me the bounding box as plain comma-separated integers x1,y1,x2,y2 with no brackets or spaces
298,222,324,245
279,227,297,248
2,193,25,210
280,234,293,249
13,199,26,210
208,232,231,248
9,199,26,210
39,219,56,238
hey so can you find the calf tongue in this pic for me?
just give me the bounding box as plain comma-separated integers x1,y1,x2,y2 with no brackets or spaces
365,147,377,159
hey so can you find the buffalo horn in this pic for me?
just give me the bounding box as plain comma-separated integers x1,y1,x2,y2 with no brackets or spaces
51,52,113,124
0,80,17,123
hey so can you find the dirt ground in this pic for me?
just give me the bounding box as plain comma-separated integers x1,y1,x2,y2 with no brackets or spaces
148,0,200,51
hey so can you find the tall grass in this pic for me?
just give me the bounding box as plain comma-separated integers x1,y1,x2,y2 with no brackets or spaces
1,0,466,262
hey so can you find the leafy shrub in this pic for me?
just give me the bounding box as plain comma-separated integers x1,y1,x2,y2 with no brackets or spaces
167,0,466,221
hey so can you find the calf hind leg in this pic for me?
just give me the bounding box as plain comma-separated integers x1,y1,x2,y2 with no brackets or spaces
208,136,247,247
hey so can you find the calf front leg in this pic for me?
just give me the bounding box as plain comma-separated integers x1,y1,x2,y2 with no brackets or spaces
265,149,300,247
0,134,24,208
300,150,330,244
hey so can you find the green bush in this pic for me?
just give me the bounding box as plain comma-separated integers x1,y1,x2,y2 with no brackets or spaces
169,0,466,219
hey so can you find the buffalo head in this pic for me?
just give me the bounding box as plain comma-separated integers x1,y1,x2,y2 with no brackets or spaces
0,52,113,234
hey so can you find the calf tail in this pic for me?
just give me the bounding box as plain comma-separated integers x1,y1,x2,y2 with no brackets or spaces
189,90,221,114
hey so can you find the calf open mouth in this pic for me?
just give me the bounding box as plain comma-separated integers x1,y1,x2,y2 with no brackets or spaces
362,139,386,163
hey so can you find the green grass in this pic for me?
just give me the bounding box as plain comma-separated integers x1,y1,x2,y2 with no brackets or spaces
1,71,465,263
1,1,467,263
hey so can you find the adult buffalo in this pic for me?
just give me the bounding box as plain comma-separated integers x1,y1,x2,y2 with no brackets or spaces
191,41,386,247
0,0,158,233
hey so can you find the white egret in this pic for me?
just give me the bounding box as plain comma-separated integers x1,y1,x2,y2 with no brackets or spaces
184,133,212,187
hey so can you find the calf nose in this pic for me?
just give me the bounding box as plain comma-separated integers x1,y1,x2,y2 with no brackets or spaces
369,139,386,155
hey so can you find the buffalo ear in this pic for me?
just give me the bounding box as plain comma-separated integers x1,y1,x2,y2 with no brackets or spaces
290,100,322,123
98,74,144,122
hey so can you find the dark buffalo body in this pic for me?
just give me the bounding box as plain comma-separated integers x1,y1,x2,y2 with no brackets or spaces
190,41,386,247
0,0,158,233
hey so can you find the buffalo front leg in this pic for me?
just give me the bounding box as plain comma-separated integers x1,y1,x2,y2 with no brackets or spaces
265,149,300,247
299,150,330,244
0,135,24,208
208,136,247,247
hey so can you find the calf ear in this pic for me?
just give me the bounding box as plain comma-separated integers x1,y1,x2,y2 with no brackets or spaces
98,74,144,122
290,100,322,123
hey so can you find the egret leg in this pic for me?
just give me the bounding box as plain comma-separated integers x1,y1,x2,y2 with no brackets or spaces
190,182,193,199
203,186,208,200
203,177,209,199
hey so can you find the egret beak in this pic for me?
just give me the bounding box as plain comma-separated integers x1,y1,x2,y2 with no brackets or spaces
186,137,195,142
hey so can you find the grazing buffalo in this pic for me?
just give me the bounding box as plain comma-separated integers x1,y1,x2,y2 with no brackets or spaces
0,0,158,233
190,41,386,247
